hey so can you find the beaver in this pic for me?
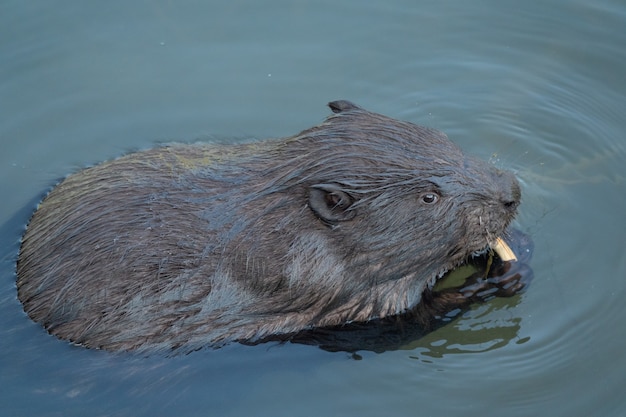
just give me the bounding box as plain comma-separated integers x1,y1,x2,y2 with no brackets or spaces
16,100,528,353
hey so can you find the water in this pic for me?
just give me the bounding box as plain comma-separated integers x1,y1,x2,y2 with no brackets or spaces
2,1,625,416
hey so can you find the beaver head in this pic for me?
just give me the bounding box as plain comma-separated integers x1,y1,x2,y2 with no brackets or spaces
16,100,520,352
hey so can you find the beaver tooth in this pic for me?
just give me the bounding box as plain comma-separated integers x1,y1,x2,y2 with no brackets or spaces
490,237,517,262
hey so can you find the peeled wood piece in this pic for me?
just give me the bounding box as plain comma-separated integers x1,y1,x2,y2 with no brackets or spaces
491,237,518,262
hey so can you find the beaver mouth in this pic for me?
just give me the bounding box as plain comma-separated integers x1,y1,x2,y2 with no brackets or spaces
429,235,518,288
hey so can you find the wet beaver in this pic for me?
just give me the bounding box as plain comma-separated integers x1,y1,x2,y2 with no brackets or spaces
16,100,529,353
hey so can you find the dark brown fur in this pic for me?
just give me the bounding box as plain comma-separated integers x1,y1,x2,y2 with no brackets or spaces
16,100,523,353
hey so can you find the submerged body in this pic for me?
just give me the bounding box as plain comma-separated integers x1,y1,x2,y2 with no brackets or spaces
17,100,523,353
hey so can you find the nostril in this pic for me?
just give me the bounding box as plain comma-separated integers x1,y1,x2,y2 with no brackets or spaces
503,199,519,211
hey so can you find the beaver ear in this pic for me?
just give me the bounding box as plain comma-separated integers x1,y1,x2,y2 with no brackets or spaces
309,184,356,224
328,100,362,114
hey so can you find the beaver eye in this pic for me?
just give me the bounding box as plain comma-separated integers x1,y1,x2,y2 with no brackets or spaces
420,192,439,204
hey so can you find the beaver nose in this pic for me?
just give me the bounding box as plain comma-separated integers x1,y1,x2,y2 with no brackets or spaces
497,169,521,212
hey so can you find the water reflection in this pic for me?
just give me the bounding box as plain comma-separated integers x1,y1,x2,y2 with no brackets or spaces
410,300,528,360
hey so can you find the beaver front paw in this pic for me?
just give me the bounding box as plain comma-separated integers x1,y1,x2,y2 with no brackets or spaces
458,259,534,301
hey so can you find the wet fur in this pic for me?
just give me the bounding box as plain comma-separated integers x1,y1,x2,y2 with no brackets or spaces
17,100,521,353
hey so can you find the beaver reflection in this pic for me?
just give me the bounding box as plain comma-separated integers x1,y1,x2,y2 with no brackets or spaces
17,100,532,353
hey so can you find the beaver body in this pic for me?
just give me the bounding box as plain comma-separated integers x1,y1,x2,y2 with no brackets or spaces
17,100,523,352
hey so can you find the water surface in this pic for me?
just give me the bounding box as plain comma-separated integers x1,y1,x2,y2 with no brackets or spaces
2,1,625,416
